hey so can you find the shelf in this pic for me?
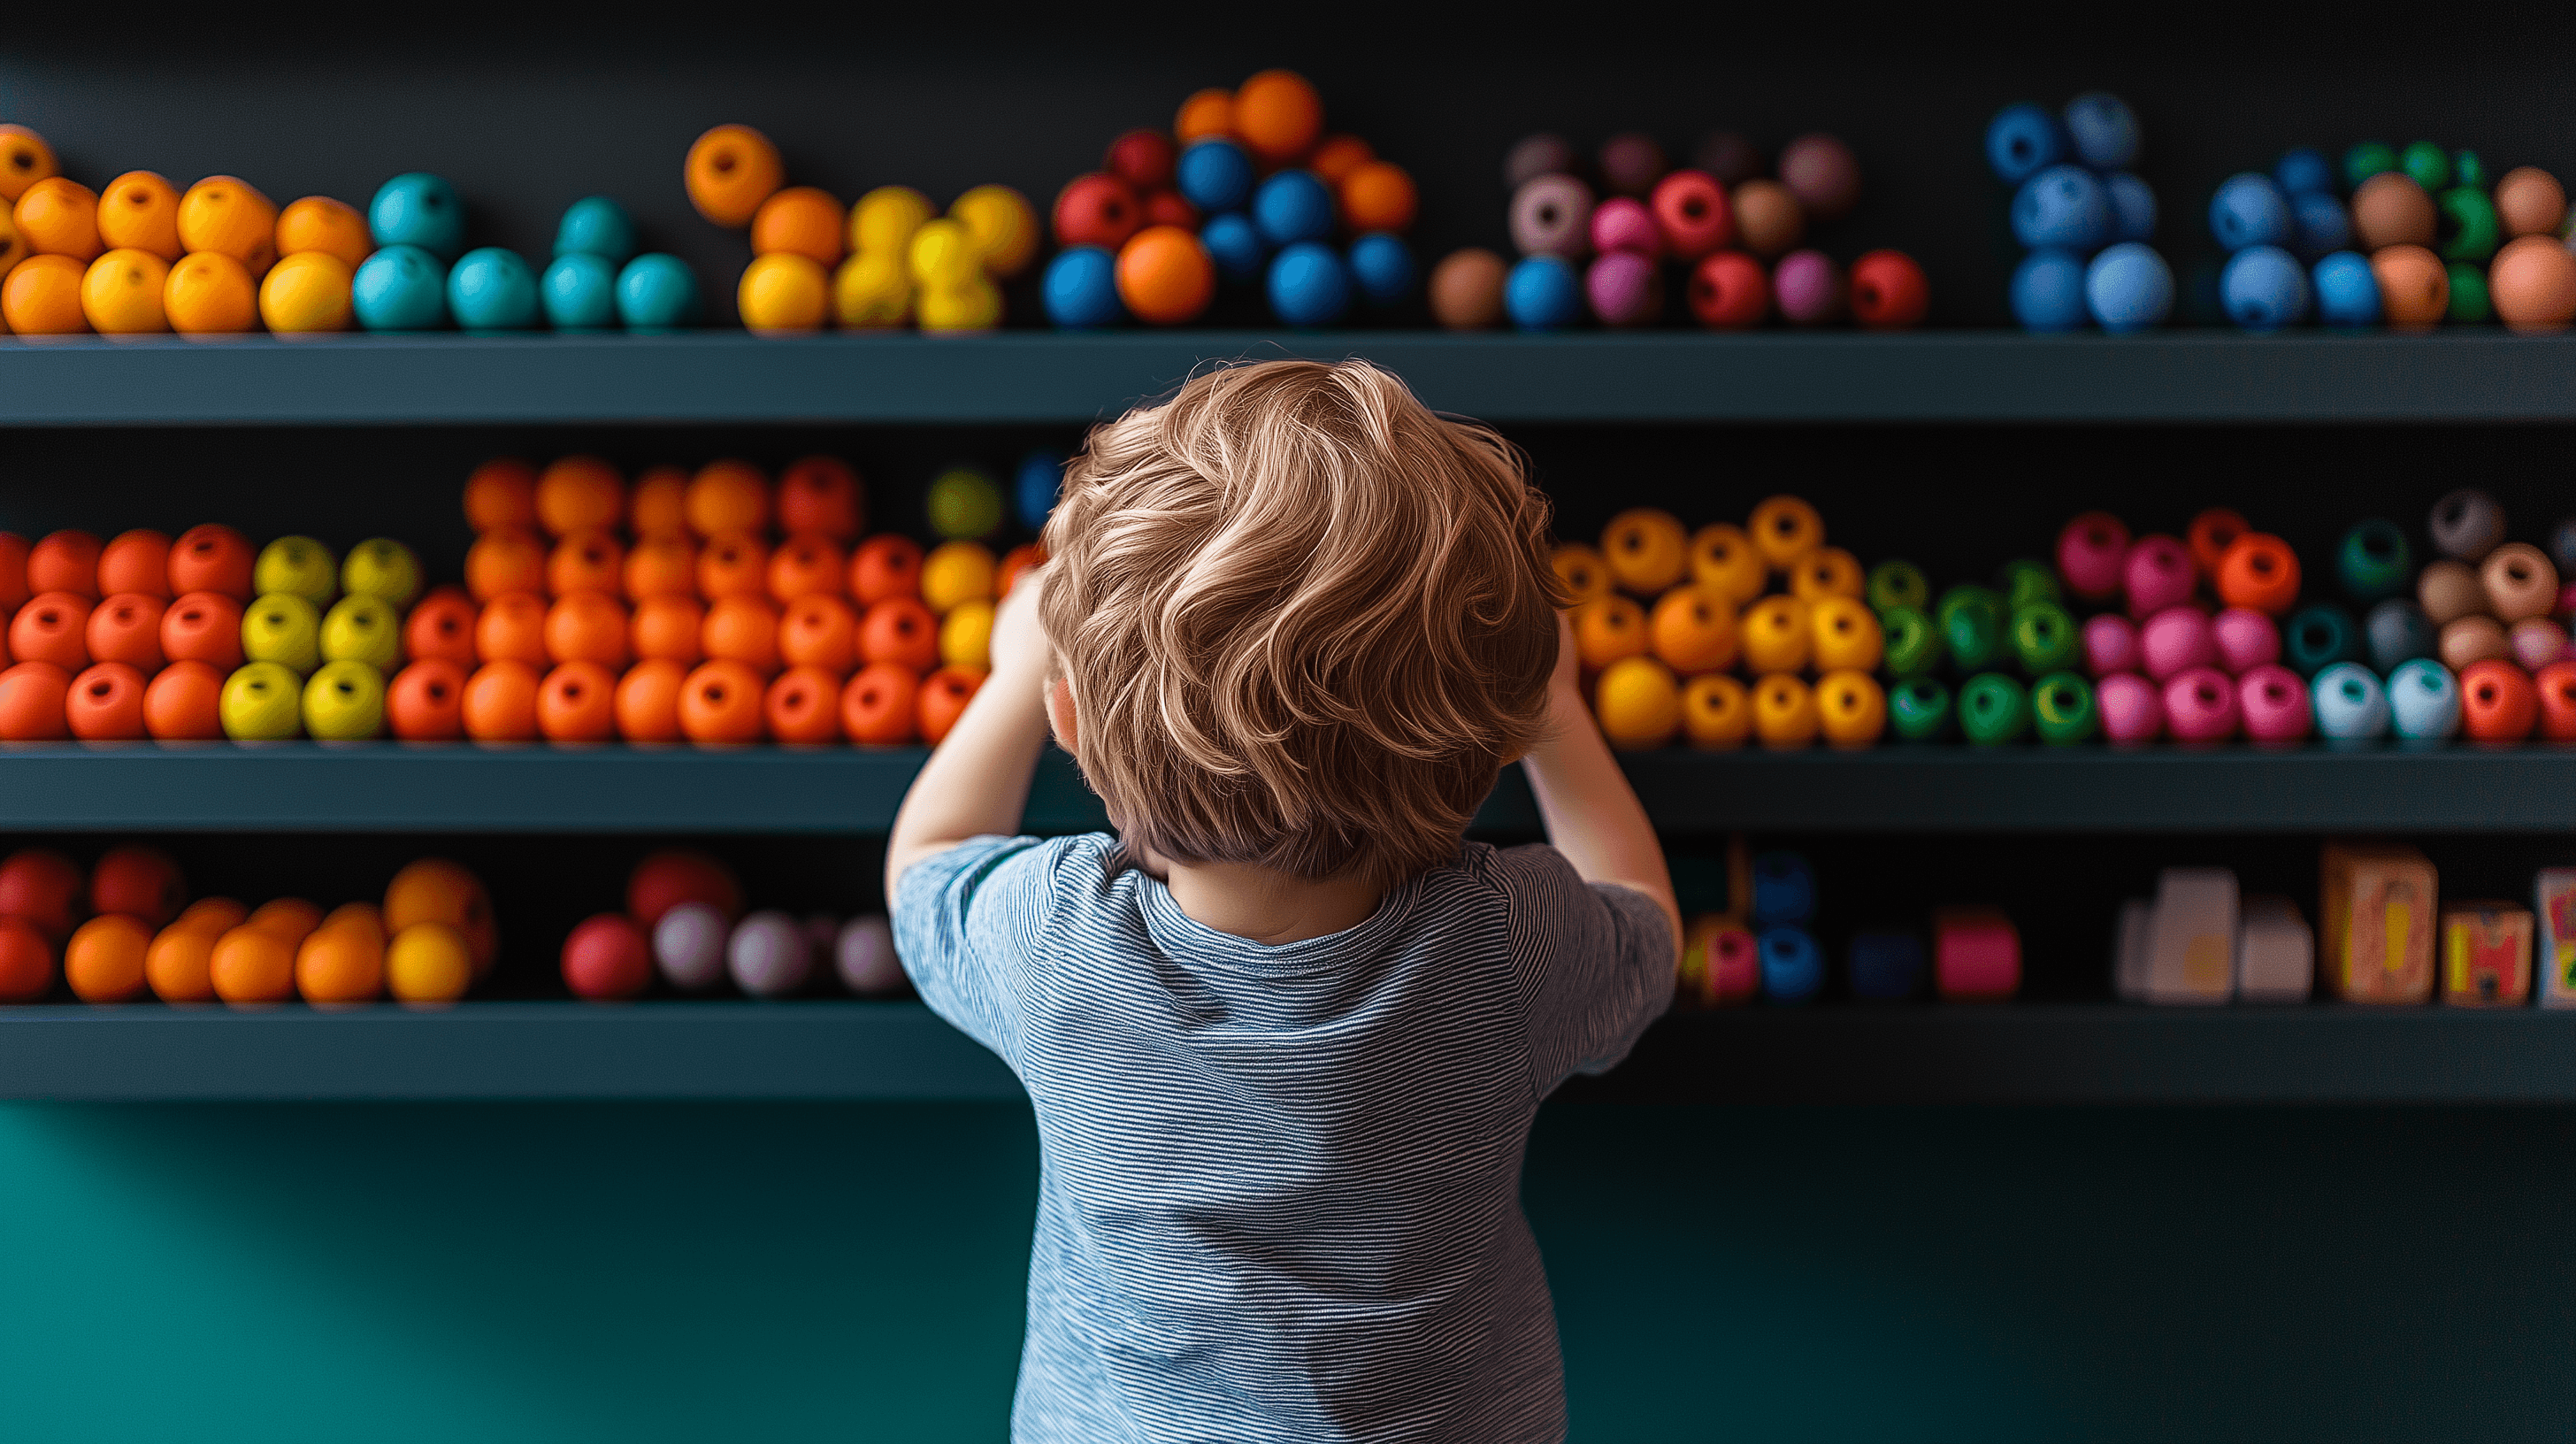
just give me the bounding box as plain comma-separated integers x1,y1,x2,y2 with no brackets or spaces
2,742,2574,833
7,1000,2572,1102
4,332,2575,426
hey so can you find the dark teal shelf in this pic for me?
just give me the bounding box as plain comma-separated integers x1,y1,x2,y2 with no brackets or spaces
4,332,2574,426
1,741,2574,833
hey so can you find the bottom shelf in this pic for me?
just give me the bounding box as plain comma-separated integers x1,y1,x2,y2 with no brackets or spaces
4,1002,2573,1102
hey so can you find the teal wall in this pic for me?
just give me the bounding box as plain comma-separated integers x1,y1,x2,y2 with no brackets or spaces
6,1102,2574,1442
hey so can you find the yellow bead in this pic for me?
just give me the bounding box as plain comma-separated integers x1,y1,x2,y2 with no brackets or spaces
1809,595,1883,672
257,250,352,334
917,277,1001,332
1788,545,1865,603
1752,672,1818,749
949,184,1039,278
738,253,829,334
940,600,995,671
920,541,997,615
1680,673,1751,749
1688,523,1765,605
832,250,911,328
1814,669,1887,748
1740,595,1812,674
1748,495,1825,570
1600,508,1688,595
908,219,983,289
80,248,170,334
385,922,472,1005
1593,656,1682,750
848,185,934,257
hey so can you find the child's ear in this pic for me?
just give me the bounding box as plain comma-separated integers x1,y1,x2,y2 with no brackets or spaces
1045,675,1077,749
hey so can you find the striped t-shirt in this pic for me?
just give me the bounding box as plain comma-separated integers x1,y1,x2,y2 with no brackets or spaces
893,832,1673,1444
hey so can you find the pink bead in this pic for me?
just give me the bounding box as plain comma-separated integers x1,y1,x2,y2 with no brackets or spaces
2511,617,2571,671
1710,926,1758,1003
1589,196,1662,257
2236,664,2311,746
2557,580,2576,619
2082,613,2141,676
2057,512,2131,601
2211,607,2281,675
2140,605,2218,681
1935,910,2020,1001
2124,534,2196,618
2097,672,2164,746
1584,251,1663,327
1771,250,1843,326
2162,666,2242,744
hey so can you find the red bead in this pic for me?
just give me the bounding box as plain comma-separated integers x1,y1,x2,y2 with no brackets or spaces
1649,171,1733,260
2460,660,2540,741
1104,129,1177,193
1051,173,1140,250
2534,660,2576,741
2188,508,2250,580
1687,251,1769,328
1139,190,1200,231
1847,250,1928,328
2214,534,2301,616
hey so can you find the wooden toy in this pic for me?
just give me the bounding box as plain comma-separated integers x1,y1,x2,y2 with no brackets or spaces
1958,672,2029,745
2437,188,2500,264
2351,173,2435,250
1848,932,1924,1002
2143,867,2237,1003
1346,235,1414,308
2431,489,2508,563
1269,242,1354,326
1888,677,1952,741
2480,543,2557,622
1937,587,2005,671
1428,250,1506,329
2211,608,2281,674
1583,252,1660,327
2140,605,2217,680
2163,668,2240,744
1791,548,1865,604
2441,902,2532,1006
1751,674,1817,749
2319,843,2436,1002
2535,869,2576,1007
2283,604,2362,677
2235,896,2314,1002
1997,559,2058,611
1730,180,1803,258
1509,175,1593,259
2458,659,2539,741
1759,927,1823,1002
1254,171,1336,247
2011,601,2077,674
2495,166,2568,237
1680,675,1752,749
2214,534,2300,615
1649,172,1732,260
2012,250,2088,332
2343,142,2399,188
2114,897,2151,1001
2366,599,2438,672
2370,243,2448,328
1867,560,1929,616
2312,663,2390,744
1772,251,1843,326
2210,173,2293,250
2186,508,2250,580
2489,234,2576,333
1595,657,1682,749
2238,665,2310,745
2123,534,2194,618
1176,139,1254,214
1598,134,1666,197
2536,660,2576,740
2063,93,2139,169
1936,908,2020,1001
2439,615,2511,670
1588,196,1660,257
1689,524,1766,603
2105,173,2157,243
1052,173,1139,250
1116,227,1215,326
1686,251,1768,328
2220,244,2309,329
2415,559,2484,626
1847,250,1929,329
2030,672,2097,744
2056,512,2130,601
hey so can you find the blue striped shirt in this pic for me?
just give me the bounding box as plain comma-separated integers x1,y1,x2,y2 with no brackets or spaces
894,832,1672,1443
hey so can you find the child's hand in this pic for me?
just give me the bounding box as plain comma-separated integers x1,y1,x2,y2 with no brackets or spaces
990,563,1051,680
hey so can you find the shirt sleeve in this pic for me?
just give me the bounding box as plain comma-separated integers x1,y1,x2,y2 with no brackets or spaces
1491,843,1675,1095
891,833,1074,1073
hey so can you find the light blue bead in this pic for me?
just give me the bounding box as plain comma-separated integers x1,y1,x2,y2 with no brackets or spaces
1200,213,1266,283
1346,234,1414,306
2012,165,2112,250
1266,242,1352,326
1014,450,1063,532
2104,173,2157,242
1251,170,1335,246
539,253,618,330
2290,194,2351,261
368,173,465,263
613,254,700,331
1041,248,1124,329
2388,658,2460,743
2312,662,2391,746
1504,256,1583,330
1985,103,2067,185
2062,92,2141,170
2276,148,2335,197
445,248,539,332
2084,242,2173,334
349,244,448,332
1176,139,1254,214
1759,927,1824,1003
2220,245,2312,331
2209,173,2294,250
554,196,638,264
2012,248,2089,332
2313,251,2381,326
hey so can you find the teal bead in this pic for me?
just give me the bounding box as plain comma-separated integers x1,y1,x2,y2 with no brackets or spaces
2453,150,2488,189
2338,518,2413,603
2031,671,2099,745
2011,601,2080,674
1997,558,2061,611
2283,603,2363,677
2400,141,2451,193
2447,263,2492,324
2438,187,2499,262
1959,672,2032,745
1937,587,2007,672
2343,142,2398,189
1867,559,1930,616
1880,605,1944,677
1889,678,1953,741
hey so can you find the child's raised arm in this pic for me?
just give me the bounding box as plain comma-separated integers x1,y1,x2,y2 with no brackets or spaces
1520,613,1682,962
884,571,1054,900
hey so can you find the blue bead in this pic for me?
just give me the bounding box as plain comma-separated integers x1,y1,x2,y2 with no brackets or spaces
2365,599,2439,673
2552,518,2576,577
2012,165,2112,250
1176,139,1254,214
1266,242,1352,326
538,253,617,330
1346,234,1414,307
553,196,638,265
1751,851,1815,926
1042,247,1125,329
613,254,700,331
2220,245,2311,331
2312,662,2391,745
2104,173,2157,242
2084,242,2173,333
2011,248,2090,332
1252,170,1336,246
2209,173,2293,250
1758,927,1824,1004
2312,251,2382,326
2276,148,2335,198
368,173,466,263
2062,92,2141,170
1014,450,1063,531
2388,658,2460,743
1504,256,1583,330
1847,932,1925,1002
1200,213,1266,283
445,248,539,331
2290,194,2351,261
349,244,448,331
1985,103,2067,185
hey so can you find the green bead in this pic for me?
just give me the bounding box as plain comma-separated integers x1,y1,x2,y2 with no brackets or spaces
2031,671,2098,746
2453,150,2488,189
2338,518,2412,603
1997,558,2061,611
2400,141,2451,193
2438,188,2499,262
2446,262,2492,324
1936,587,2006,672
1888,678,1953,741
1879,605,1944,677
1867,559,1930,616
2343,142,2398,189
1958,672,2031,746
2010,601,2080,675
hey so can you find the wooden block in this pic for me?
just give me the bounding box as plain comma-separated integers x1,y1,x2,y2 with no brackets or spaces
2236,895,2314,1002
2319,843,2436,1003
2113,897,2151,1002
2535,868,2576,1008
2442,902,2533,1006
1936,906,2020,1001
2145,867,2238,1004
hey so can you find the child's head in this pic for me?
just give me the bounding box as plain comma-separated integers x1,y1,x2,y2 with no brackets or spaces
1039,358,1561,888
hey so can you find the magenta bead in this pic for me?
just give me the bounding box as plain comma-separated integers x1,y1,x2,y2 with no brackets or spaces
2124,534,2196,618
2140,605,2217,681
2163,666,2242,744
2236,664,2311,746
2057,513,2131,601
2557,580,2576,619
1772,250,1843,326
2097,672,2164,747
1585,251,1662,327
2082,613,2140,677
1589,196,1662,257
2511,617,2571,671
2211,607,2281,675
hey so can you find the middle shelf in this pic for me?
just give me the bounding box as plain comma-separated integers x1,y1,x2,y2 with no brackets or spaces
0,743,2571,833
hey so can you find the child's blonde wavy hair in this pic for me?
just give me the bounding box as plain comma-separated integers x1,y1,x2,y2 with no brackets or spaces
1039,358,1562,888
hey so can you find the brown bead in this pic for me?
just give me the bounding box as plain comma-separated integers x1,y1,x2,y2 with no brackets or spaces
2494,166,2568,238
1731,180,1805,259
2418,558,2488,625
2350,173,2436,250
1428,249,1507,330
2441,614,2511,670
2369,244,2448,331
2490,234,2576,334
2481,542,2560,623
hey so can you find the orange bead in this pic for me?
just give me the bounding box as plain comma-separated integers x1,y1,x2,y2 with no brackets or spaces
2370,244,2449,331
97,530,172,599
4,254,90,334
697,531,771,600
1647,587,1737,672
2214,534,2302,616
81,250,170,334
751,186,847,267
779,594,859,673
176,176,277,276
295,922,384,1006
65,662,148,741
859,596,940,672
86,593,165,670
96,172,183,262
464,458,540,532
15,177,101,261
631,595,707,664
614,658,688,741
738,253,829,332
402,588,476,667
1232,70,1322,164
536,455,625,536
145,918,219,1003
764,665,844,744
2187,507,2250,580
678,658,767,744
840,663,919,745
0,125,59,204
475,591,550,666
2459,659,2539,742
1309,135,1375,185
685,124,785,228
1573,595,1649,671
547,529,626,598
916,665,984,743
65,913,152,1003
623,532,698,601
537,660,620,742
274,196,371,273
544,590,631,668
630,465,690,535
0,661,70,741
465,528,548,603
849,535,924,604
1116,226,1215,326
142,660,225,741
209,925,295,1005
1174,88,1237,144
1339,163,1418,234
703,595,781,672
687,460,771,535
386,658,467,740
768,533,846,602
162,252,257,334
462,660,542,741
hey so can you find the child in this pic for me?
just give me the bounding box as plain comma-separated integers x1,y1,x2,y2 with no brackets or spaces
886,358,1678,1443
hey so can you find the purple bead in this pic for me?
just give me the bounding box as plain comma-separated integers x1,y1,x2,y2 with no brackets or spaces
2140,605,2217,681
1510,174,1594,259
2163,666,2242,744
2123,534,2196,619
1693,131,1764,187
2211,607,2281,675
728,910,813,998
652,902,728,992
1772,250,1843,326
1598,133,1668,197
2237,664,2311,746
1589,196,1662,257
835,914,901,995
2097,672,2164,746
2082,613,2141,677
1585,251,1662,326
1506,134,1580,191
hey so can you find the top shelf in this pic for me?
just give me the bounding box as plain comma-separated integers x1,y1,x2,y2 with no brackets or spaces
6,332,2574,427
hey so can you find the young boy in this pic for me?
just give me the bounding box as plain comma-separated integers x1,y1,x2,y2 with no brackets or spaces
886,358,1678,1443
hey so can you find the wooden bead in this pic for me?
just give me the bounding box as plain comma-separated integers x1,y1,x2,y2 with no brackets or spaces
1597,133,1667,197
1428,249,1507,330
2350,173,2435,250
2440,614,2511,669
2368,244,2448,330
1692,131,1764,187
2214,533,2300,615
1505,134,1579,191
2429,488,2507,562
1730,180,1804,259
1776,134,1859,222
2493,166,2567,238
1508,175,1592,259
2481,542,2558,622
2417,558,2488,624
2490,234,2576,333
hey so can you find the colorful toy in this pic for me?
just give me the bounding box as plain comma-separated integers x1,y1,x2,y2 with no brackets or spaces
2536,869,2576,1007
2319,843,2436,1002
2441,903,2533,1005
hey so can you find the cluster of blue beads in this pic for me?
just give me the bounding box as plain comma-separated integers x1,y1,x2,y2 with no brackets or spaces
351,174,699,334
2206,151,2369,330
1987,95,2172,333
